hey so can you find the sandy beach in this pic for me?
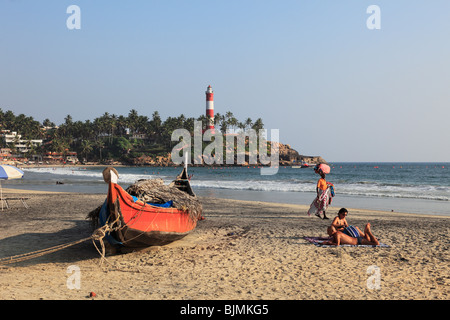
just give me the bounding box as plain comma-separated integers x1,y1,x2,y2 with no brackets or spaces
0,188,448,301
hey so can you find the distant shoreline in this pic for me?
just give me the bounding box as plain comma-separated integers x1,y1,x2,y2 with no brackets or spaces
15,163,126,169
10,161,450,169
13,163,313,169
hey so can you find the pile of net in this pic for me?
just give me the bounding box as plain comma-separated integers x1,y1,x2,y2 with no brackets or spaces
126,178,203,221
87,178,203,228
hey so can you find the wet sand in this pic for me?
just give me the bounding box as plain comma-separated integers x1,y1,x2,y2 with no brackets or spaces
0,189,449,300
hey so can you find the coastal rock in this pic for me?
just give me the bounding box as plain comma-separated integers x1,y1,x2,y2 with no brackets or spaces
276,142,327,166
128,153,172,166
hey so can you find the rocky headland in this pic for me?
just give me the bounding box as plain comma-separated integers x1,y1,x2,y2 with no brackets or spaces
126,143,327,167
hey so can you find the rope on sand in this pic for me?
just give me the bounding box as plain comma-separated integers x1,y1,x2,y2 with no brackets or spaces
0,223,115,266
0,237,91,265
90,216,121,267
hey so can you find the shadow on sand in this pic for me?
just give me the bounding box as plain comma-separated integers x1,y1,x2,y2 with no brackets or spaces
0,220,101,267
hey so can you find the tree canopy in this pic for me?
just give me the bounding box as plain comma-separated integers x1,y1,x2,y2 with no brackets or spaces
0,108,265,164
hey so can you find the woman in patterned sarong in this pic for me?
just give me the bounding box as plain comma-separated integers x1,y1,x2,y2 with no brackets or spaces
307,165,331,219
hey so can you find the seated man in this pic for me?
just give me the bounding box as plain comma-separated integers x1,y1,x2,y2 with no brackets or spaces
324,223,380,246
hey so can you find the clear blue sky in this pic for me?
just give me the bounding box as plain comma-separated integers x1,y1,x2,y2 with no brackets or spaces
1,0,450,162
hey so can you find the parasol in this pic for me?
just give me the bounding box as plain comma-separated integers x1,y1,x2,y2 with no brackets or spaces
0,165,24,210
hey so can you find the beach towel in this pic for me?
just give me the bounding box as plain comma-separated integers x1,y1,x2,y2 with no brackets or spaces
303,236,390,248
307,188,330,217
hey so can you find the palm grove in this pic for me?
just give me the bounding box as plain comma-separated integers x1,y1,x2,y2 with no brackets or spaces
0,108,264,164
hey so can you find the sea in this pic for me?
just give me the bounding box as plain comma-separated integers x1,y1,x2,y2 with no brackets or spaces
5,162,450,217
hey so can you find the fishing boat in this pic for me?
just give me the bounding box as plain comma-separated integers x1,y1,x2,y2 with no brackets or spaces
292,162,311,169
98,166,202,248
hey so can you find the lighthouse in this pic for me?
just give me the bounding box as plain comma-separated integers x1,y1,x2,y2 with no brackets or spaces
205,85,214,131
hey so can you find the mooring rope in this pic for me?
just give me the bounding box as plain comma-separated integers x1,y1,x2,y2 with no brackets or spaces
0,220,118,266
0,237,91,266
90,215,121,267
0,194,168,268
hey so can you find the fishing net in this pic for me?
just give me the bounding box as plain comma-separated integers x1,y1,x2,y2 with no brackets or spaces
126,178,203,221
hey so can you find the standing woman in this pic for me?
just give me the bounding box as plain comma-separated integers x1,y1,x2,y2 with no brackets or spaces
307,164,331,219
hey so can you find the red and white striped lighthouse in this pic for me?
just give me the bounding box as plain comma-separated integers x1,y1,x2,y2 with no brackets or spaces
205,85,214,131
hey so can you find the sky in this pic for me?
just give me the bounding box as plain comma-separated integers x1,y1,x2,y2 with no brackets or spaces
1,0,450,162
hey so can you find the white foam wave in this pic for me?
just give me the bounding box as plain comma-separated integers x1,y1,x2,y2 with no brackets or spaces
190,180,450,201
22,166,166,184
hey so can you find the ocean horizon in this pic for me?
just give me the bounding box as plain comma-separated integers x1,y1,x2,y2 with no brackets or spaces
6,162,450,217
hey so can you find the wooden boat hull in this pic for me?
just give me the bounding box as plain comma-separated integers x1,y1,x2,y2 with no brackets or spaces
100,182,198,247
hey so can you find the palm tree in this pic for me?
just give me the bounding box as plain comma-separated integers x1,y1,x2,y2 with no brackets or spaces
116,115,128,136
51,136,69,154
97,112,116,145
110,114,117,144
196,114,207,131
225,111,234,125
149,111,162,143
64,114,73,125
224,111,239,132
245,118,253,130
43,118,55,128
80,139,93,162
184,117,196,133
229,116,238,132
3,110,15,130
252,118,264,131
127,109,139,134
81,120,94,141
136,115,149,135
214,112,227,133
94,139,105,162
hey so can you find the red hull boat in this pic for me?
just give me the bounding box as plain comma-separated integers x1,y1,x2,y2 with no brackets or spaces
99,167,200,247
